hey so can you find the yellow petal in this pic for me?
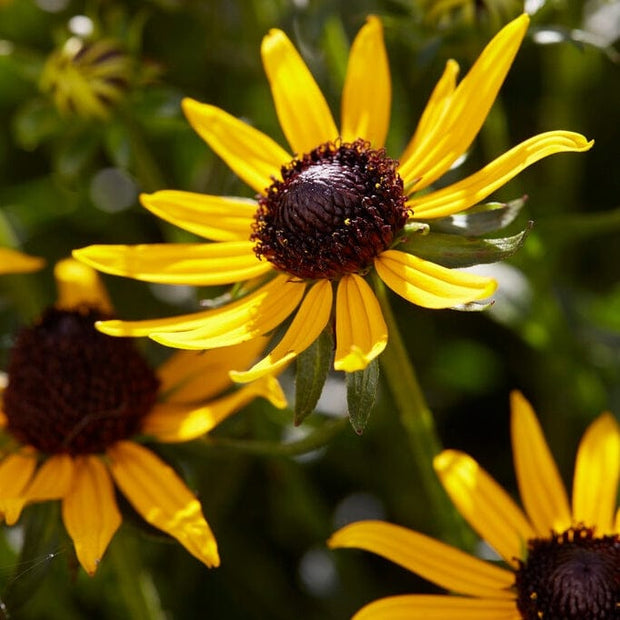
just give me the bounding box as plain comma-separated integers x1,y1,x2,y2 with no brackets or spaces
230,280,333,382
334,274,387,372
328,520,515,598
140,191,257,242
182,98,290,194
408,132,594,219
510,391,572,536
62,455,121,576
158,338,271,403
22,454,74,503
54,257,113,313
341,15,391,147
0,452,37,525
572,412,620,534
434,450,535,566
151,277,305,350
261,28,338,154
0,248,44,274
375,250,496,309
399,14,530,189
143,376,286,442
352,595,520,620
399,59,459,168
74,242,270,286
108,441,219,568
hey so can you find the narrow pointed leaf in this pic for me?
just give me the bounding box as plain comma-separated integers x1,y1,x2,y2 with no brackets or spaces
346,358,379,435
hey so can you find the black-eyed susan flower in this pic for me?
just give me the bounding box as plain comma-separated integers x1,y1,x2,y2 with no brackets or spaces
40,37,132,120
0,258,286,575
328,391,620,619
0,248,44,274
75,14,592,381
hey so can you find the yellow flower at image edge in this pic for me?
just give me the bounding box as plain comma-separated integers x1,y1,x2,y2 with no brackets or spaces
0,248,44,274
74,13,592,380
0,259,286,575
329,392,620,619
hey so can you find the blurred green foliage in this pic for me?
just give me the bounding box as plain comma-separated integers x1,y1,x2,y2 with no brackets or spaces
1,0,619,618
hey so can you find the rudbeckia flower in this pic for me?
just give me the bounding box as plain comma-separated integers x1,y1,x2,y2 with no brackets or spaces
0,248,44,274
328,391,620,619
75,14,592,380
0,258,286,575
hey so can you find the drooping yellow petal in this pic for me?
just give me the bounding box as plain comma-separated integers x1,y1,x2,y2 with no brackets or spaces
334,274,387,372
328,520,515,598
54,258,113,313
21,454,74,503
157,337,271,403
399,14,530,189
140,191,257,242
375,250,496,309
0,248,44,274
341,15,390,147
510,391,572,536
434,450,535,566
399,60,459,168
408,132,594,219
230,280,333,382
261,28,338,155
74,242,270,286
108,441,219,568
181,98,290,194
572,412,620,534
143,375,286,442
0,451,37,525
151,277,306,350
61,455,121,576
352,595,520,620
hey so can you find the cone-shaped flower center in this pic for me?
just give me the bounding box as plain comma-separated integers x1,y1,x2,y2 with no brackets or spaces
252,139,408,280
3,306,160,456
515,526,620,619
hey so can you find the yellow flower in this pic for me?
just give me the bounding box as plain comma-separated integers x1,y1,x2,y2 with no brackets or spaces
328,391,620,619
0,248,44,274
75,14,592,379
0,258,286,575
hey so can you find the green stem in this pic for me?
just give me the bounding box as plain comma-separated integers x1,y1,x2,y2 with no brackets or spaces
373,276,472,547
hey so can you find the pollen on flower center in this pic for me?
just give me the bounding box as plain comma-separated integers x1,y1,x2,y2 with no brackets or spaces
3,306,160,456
515,526,620,619
251,138,408,280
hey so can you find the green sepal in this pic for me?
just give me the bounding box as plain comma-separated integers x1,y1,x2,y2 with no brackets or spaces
398,223,532,269
426,197,526,236
346,358,380,435
294,327,333,426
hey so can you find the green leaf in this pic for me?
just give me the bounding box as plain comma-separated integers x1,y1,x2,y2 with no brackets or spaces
346,359,379,435
12,99,63,151
294,328,333,426
399,224,532,269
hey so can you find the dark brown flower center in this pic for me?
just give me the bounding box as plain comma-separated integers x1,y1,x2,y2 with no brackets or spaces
515,526,620,619
3,306,160,456
251,139,408,280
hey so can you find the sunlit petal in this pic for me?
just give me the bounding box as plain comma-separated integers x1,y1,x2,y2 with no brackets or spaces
328,520,515,598
510,391,572,536
182,98,290,193
341,15,390,147
375,250,496,309
352,595,519,620
572,412,620,534
408,132,594,219
334,275,387,372
108,441,219,568
434,450,534,565
62,455,121,576
261,29,338,154
230,280,332,382
140,191,256,242
0,248,44,274
0,451,37,525
74,242,270,286
54,258,113,313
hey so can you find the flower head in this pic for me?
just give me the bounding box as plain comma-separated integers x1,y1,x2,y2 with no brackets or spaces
0,258,286,575
75,14,592,381
328,391,620,619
